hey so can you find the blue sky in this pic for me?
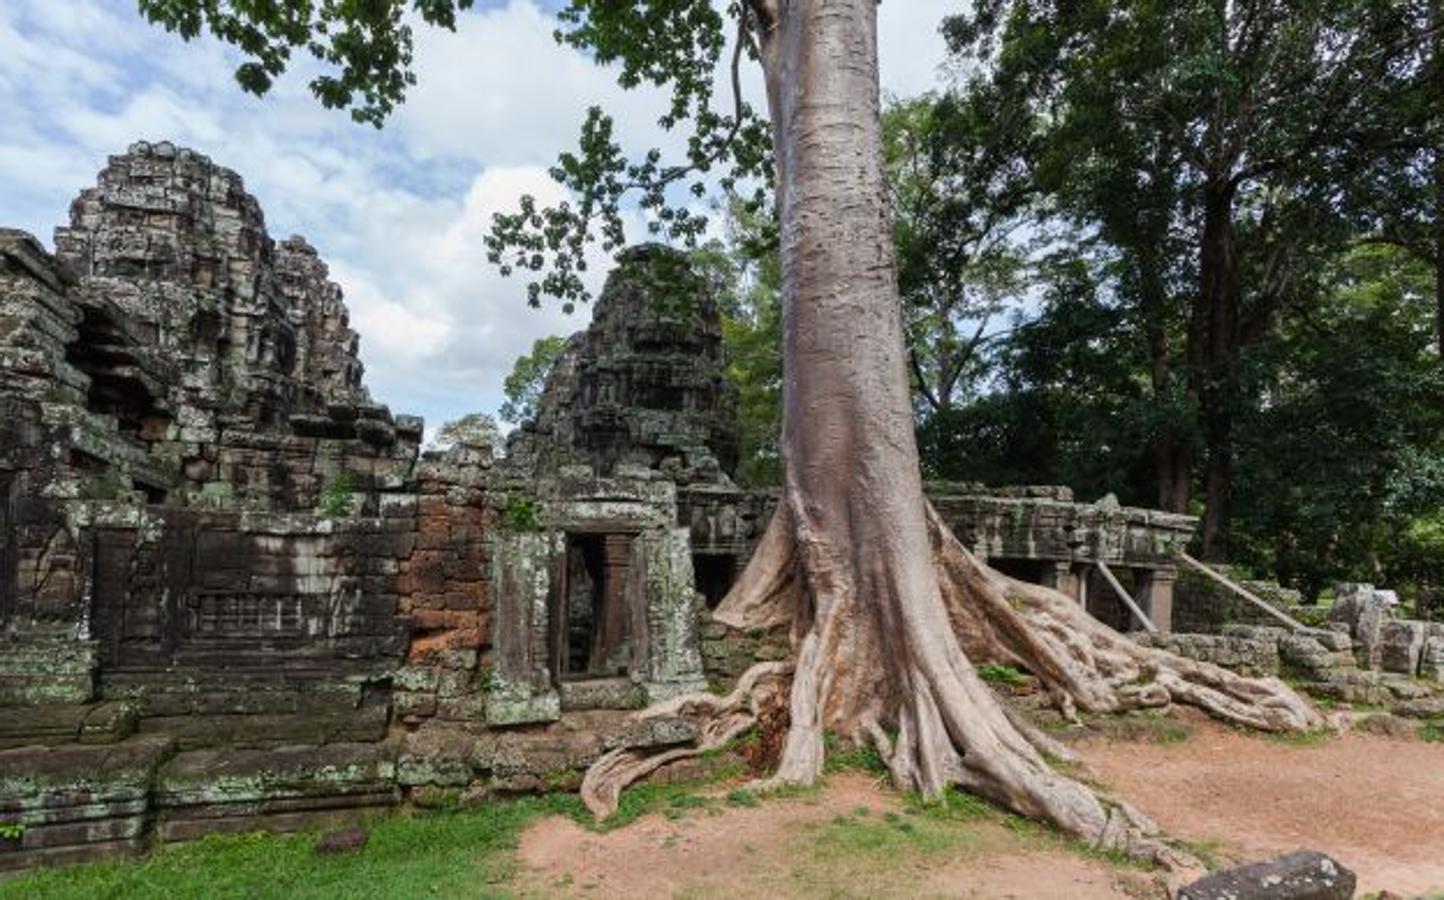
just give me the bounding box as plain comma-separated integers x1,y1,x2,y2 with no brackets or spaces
0,0,961,438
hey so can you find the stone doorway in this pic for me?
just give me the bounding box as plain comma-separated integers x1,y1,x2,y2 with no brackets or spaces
692,553,736,610
555,532,635,680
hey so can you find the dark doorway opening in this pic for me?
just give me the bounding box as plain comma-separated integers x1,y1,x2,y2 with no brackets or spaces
557,533,632,680
988,558,1042,583
693,553,736,609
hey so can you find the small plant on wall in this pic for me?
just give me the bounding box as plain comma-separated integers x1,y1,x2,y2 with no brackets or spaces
501,496,541,532
320,471,358,518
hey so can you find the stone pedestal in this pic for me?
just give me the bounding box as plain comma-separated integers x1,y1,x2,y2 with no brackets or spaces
1133,569,1175,633
1039,561,1072,594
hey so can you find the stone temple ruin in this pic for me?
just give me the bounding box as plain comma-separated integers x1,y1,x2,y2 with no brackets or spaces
3,143,1435,873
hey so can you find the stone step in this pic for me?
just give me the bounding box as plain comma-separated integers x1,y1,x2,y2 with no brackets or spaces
0,702,137,749
136,706,389,750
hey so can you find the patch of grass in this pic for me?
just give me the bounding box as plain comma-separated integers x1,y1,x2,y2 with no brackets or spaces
976,663,1028,687
1262,727,1334,747
0,799,550,900
1087,711,1194,745
902,789,1161,874
822,741,888,776
811,806,980,859
902,790,997,823
595,761,745,830
1419,720,1444,743
725,788,761,808
1175,836,1228,871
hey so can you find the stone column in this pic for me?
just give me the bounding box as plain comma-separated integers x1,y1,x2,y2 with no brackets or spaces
592,533,634,674
1070,562,1090,607
1133,568,1176,633
1038,560,1071,593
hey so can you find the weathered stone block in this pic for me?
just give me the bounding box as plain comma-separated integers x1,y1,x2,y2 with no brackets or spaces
1178,850,1355,900
1378,620,1426,675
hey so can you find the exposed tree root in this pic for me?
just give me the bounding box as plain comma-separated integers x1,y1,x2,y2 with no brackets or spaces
581,502,1319,872
580,661,792,818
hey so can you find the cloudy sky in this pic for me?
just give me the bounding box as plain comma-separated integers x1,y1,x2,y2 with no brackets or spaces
0,0,962,436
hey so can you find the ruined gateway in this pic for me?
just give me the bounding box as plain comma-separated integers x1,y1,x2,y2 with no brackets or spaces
0,144,1195,870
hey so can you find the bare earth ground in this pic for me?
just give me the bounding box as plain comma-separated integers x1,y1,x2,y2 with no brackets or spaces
516,717,1443,899
1083,714,1444,897
516,773,1147,899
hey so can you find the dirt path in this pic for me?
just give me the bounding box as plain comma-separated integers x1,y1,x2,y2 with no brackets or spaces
514,719,1442,899
515,773,1152,899
1081,717,1444,897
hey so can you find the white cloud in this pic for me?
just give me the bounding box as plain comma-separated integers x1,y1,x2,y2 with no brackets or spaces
878,0,961,98
1,0,957,432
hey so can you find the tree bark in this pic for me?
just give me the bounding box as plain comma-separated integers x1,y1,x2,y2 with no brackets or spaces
582,0,1318,866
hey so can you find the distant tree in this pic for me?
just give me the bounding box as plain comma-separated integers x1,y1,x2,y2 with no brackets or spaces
883,91,1037,415
499,336,567,425
1231,245,1444,599
948,0,1437,557
434,411,500,450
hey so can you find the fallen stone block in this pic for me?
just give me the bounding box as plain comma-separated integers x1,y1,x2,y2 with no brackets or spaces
1178,850,1356,900
1378,621,1426,676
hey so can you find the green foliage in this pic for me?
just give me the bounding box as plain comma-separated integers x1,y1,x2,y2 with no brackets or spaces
883,91,1037,414
1230,246,1444,599
0,821,24,841
500,497,540,532
942,0,1439,559
485,2,774,310
319,471,357,518
498,337,568,425
1419,721,1444,743
708,201,783,486
135,0,479,127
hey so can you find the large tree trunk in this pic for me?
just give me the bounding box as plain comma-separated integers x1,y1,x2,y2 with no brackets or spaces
1142,261,1190,514
583,0,1317,866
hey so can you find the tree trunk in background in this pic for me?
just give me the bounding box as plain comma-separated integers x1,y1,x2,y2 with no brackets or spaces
1434,0,1443,359
1196,175,1240,560
1143,267,1190,514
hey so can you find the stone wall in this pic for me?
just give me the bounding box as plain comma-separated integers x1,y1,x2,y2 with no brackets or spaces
505,244,739,483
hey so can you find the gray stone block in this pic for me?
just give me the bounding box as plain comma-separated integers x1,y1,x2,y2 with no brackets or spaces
1178,850,1356,900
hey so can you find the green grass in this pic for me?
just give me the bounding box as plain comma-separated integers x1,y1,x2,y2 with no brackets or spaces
1,750,753,900
1419,720,1444,743
1261,727,1335,747
0,798,552,900
976,663,1028,687
822,739,888,776
725,787,761,808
